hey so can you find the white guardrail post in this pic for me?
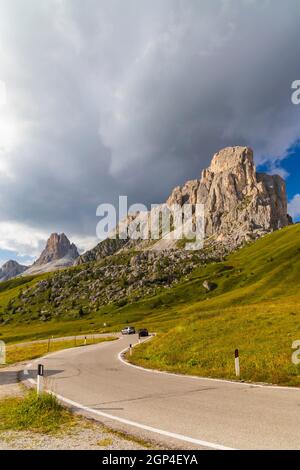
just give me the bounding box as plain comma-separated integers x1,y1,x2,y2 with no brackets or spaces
235,349,240,377
37,364,44,395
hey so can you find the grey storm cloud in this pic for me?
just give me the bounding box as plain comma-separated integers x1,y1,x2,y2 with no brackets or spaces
0,0,300,252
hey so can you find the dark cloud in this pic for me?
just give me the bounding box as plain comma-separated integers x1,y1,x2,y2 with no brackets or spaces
0,0,300,256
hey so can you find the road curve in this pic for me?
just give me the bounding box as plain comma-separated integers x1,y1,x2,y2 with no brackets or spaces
24,335,300,450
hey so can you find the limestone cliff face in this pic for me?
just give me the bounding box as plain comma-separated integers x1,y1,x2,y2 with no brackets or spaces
76,146,292,262
166,146,291,246
34,233,79,266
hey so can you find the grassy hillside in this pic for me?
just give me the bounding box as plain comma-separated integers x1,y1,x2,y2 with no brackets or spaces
0,250,210,343
0,224,299,385
130,224,300,385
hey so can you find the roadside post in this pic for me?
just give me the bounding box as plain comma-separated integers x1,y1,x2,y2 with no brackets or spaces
37,364,44,395
47,338,51,352
84,336,87,345
235,349,240,377
0,340,6,365
129,344,132,356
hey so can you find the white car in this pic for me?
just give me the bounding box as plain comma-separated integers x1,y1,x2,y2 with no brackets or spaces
121,326,136,335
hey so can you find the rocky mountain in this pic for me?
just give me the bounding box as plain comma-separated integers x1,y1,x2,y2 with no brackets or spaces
74,215,138,266
77,146,292,263
0,145,294,322
0,260,28,282
166,146,291,249
2,146,291,281
34,233,79,266
22,233,79,277
75,237,127,266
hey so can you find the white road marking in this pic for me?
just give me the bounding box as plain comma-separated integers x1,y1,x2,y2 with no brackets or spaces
21,335,299,451
23,362,32,376
118,342,300,392
23,372,235,450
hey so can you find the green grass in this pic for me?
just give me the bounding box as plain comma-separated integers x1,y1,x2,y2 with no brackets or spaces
3,336,116,366
130,299,300,386
0,224,300,385
0,390,75,434
128,224,300,386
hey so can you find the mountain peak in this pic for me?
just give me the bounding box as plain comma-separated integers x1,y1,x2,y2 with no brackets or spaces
34,233,79,266
166,145,291,250
209,146,254,174
0,259,28,282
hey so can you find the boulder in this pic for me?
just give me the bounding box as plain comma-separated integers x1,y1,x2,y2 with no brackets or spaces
203,280,217,292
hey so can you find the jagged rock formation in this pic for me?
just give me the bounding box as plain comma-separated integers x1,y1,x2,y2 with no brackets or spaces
1,146,294,318
77,146,291,262
75,237,127,266
0,234,80,282
34,233,79,266
166,146,291,249
22,233,79,276
0,260,28,282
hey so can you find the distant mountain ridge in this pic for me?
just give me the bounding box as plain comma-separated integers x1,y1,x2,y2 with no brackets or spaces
0,260,28,282
0,233,79,282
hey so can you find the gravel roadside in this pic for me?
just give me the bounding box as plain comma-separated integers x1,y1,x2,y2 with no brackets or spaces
0,364,151,450
0,421,149,450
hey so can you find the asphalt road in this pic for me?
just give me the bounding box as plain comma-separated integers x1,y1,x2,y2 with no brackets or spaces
24,335,300,450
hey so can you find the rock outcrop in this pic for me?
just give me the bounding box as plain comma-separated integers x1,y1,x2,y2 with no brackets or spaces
166,146,291,249
72,146,293,265
21,233,79,276
34,233,79,266
75,237,127,266
0,260,28,282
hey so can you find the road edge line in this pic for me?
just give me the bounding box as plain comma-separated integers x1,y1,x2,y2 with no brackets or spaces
21,349,236,451
118,338,300,392
21,369,236,451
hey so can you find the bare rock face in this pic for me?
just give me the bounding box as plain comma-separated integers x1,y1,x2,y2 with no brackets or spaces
167,146,291,248
0,260,28,282
76,146,292,262
34,233,79,266
74,237,127,265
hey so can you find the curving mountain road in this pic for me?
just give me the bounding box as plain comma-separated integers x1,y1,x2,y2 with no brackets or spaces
23,335,300,450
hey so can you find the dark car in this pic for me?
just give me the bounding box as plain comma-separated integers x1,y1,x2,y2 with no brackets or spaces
138,328,149,338
121,326,136,335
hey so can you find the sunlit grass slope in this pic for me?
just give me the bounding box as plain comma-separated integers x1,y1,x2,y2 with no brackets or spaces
130,224,300,385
